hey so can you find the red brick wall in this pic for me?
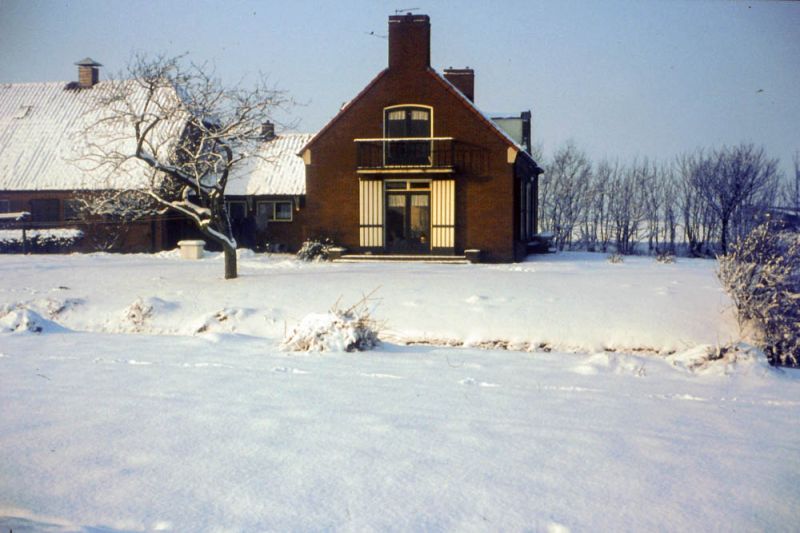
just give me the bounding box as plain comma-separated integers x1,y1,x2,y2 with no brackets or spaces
0,190,169,253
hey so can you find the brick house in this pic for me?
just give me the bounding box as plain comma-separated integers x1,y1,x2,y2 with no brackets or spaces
298,13,542,262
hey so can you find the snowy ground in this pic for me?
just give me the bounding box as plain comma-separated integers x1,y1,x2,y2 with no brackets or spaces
1,251,798,531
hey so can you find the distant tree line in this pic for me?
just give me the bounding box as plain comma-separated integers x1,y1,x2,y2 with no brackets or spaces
537,142,799,256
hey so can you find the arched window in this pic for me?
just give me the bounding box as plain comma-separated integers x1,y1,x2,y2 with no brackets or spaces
384,105,432,165
384,105,431,138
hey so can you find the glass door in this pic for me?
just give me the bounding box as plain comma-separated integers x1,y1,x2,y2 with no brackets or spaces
385,192,430,254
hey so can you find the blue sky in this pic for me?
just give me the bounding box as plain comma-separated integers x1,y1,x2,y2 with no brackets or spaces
1,0,798,175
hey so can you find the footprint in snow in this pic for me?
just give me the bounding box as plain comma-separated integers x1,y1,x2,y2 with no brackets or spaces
272,366,309,375
650,393,707,402
183,362,232,369
460,377,499,387
359,372,403,379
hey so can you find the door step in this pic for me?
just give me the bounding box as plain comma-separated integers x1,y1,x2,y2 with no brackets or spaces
335,254,469,264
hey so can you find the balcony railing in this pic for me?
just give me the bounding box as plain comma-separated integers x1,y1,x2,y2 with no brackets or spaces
355,137,488,174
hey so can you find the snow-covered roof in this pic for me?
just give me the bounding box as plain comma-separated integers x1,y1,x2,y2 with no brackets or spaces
226,133,314,196
0,80,182,191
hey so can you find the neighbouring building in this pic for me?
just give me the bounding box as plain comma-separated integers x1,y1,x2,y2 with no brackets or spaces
224,129,314,251
298,13,542,262
0,58,177,252
0,59,313,254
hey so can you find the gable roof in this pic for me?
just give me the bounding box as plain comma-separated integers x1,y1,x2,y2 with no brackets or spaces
0,80,182,191
429,69,540,169
226,133,314,196
297,67,540,170
298,69,389,156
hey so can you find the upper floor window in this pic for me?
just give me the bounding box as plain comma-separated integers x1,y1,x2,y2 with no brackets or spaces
384,106,431,139
384,105,432,165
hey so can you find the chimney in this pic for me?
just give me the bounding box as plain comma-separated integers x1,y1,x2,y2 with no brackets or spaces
444,67,475,102
261,121,276,141
75,57,102,88
388,13,430,71
521,110,532,154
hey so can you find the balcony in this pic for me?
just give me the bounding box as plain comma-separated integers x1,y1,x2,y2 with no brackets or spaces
355,137,488,175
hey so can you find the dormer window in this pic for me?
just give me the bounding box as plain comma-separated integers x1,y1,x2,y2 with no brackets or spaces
384,105,432,165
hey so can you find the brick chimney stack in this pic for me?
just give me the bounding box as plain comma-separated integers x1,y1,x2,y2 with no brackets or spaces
75,57,102,88
388,13,430,70
444,67,475,102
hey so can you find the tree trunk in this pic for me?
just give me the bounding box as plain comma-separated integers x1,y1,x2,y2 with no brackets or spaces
223,244,238,279
720,217,729,255
199,227,238,280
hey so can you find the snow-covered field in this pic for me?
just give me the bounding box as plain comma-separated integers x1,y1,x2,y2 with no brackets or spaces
1,251,798,531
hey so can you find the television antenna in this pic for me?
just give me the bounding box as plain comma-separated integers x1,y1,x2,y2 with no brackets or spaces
394,8,420,14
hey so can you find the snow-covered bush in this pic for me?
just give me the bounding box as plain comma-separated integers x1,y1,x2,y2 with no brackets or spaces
656,252,676,264
0,228,83,253
607,252,624,264
717,223,799,367
0,304,63,334
123,298,154,330
281,296,380,352
296,238,335,261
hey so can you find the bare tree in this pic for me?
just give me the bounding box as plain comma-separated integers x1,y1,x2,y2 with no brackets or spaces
659,164,679,255
781,150,800,211
676,152,715,256
607,161,647,255
541,142,591,250
596,161,615,252
639,159,663,254
81,54,288,279
689,144,779,254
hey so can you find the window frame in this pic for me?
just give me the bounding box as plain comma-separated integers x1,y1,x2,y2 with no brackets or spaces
225,200,248,221
383,104,433,139
382,104,434,167
256,200,294,223
29,198,60,223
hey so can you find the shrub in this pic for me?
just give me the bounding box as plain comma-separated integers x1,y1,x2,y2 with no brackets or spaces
281,294,380,352
717,223,799,367
0,228,83,253
607,252,624,264
296,238,334,261
656,252,676,264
